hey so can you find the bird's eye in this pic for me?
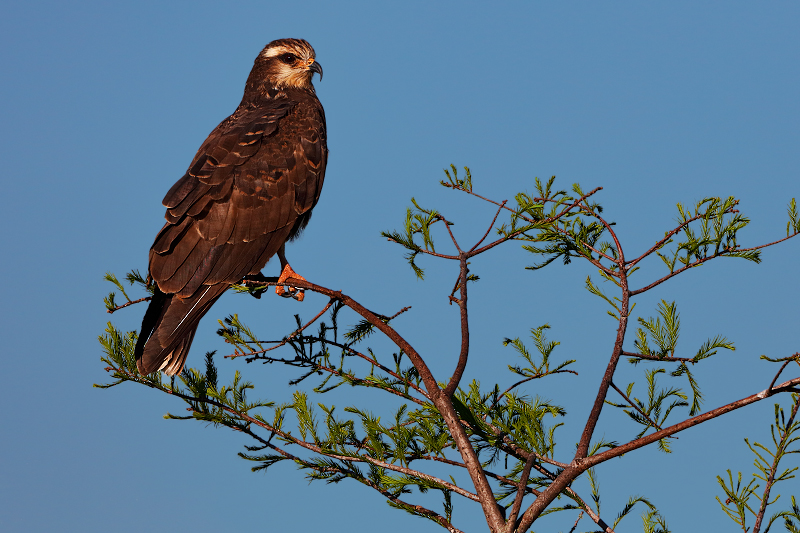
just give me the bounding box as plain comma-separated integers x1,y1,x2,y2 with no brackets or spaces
279,53,296,64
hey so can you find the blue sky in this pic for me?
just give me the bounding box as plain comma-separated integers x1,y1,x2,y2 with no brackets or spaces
1,1,798,531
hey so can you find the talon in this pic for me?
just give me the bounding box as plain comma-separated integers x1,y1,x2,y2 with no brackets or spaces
276,263,306,301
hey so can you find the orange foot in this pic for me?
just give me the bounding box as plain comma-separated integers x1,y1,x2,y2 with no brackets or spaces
276,263,306,301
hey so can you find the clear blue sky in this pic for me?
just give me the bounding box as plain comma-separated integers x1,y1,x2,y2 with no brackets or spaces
1,2,798,531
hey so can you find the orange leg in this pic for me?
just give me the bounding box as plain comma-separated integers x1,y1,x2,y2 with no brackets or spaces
276,245,306,301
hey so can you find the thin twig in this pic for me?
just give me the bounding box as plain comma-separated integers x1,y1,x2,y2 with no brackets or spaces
438,214,463,254
246,336,430,400
106,296,151,313
534,223,619,275
311,362,427,406
630,250,735,296
448,273,462,304
226,298,335,359
559,488,615,533
454,414,572,469
382,306,413,321
567,511,584,533
467,187,604,257
610,381,665,432
768,356,799,392
577,204,625,265
485,369,579,415
621,351,695,363
625,212,708,269
454,185,601,228
507,453,536,532
383,240,459,260
469,200,507,253
733,232,798,252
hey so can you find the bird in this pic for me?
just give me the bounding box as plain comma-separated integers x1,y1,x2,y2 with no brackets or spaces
134,38,328,376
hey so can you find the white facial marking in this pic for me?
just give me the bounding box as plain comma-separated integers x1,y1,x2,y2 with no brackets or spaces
262,46,292,58
262,45,313,61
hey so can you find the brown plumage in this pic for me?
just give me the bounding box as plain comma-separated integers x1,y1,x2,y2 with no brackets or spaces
135,39,328,376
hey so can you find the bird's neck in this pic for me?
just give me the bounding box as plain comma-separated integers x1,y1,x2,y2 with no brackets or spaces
240,83,316,106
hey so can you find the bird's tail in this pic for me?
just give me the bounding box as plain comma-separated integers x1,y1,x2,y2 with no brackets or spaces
134,284,227,376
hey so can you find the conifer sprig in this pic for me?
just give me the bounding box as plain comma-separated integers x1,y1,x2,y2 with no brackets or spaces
716,394,800,532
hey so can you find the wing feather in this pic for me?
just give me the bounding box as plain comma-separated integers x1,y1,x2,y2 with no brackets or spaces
152,218,191,254
150,226,202,287
149,90,326,302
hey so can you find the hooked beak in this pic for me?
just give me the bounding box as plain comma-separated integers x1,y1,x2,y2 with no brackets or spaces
308,60,323,80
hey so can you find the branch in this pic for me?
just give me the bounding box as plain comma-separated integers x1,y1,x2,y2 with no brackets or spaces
576,263,630,459
591,224,795,297
586,375,800,468
516,259,632,530
752,393,800,533
444,255,470,397
621,201,796,273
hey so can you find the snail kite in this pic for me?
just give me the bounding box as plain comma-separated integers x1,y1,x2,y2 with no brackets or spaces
134,39,328,376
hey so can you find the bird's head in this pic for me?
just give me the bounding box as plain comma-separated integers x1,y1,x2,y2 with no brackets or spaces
251,38,322,92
